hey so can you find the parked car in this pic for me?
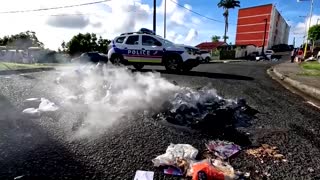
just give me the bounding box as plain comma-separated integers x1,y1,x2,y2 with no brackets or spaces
71,52,108,63
200,50,211,62
271,44,290,52
108,28,201,72
317,51,320,61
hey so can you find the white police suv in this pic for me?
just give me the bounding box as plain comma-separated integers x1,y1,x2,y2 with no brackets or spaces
108,28,201,72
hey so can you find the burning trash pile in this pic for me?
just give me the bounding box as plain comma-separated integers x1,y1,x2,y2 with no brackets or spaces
155,87,257,134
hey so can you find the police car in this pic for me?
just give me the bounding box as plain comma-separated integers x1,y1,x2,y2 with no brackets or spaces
108,28,201,72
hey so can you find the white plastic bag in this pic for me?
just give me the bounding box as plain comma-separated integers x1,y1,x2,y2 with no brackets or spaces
152,144,198,167
38,98,59,112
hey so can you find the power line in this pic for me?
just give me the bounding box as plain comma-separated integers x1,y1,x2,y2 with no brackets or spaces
0,0,109,14
169,0,237,25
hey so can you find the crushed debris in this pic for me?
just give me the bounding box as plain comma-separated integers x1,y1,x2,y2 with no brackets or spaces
246,144,285,160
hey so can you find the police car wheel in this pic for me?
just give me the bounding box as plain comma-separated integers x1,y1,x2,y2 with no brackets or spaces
205,57,210,62
165,55,181,72
133,64,144,70
110,54,122,65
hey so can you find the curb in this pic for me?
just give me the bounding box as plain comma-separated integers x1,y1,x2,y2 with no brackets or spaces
268,66,320,101
0,67,55,75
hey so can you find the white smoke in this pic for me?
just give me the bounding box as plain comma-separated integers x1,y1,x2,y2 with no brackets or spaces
55,63,179,138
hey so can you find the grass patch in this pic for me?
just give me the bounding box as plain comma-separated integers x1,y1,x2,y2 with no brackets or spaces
298,71,320,77
0,62,50,71
300,61,320,71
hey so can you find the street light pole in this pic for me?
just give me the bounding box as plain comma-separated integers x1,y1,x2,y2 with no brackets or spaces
164,0,166,38
261,18,268,56
153,0,156,33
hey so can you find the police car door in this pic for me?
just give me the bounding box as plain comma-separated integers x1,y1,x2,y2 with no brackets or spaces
141,35,163,63
123,35,141,63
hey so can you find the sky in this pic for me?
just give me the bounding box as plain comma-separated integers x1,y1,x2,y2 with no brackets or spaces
0,0,319,50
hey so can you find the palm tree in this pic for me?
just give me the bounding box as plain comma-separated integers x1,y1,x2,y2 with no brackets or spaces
217,0,240,42
211,35,221,42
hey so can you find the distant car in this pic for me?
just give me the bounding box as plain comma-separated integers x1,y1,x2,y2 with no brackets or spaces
200,50,211,62
265,50,274,56
72,52,108,63
271,44,290,52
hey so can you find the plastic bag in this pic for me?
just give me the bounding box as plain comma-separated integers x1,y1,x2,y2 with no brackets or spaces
206,140,241,159
38,98,59,112
190,159,235,180
152,144,198,167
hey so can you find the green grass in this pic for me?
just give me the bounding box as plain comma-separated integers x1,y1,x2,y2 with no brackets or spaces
301,61,320,71
0,62,49,71
299,61,320,76
298,71,320,76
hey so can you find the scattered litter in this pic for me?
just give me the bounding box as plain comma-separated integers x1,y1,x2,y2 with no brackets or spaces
22,98,58,116
246,144,285,160
307,167,314,173
14,175,24,180
190,159,235,180
24,98,40,102
134,170,154,180
38,98,59,112
206,140,241,159
244,172,250,178
164,167,183,176
22,108,40,117
282,159,288,162
152,144,198,168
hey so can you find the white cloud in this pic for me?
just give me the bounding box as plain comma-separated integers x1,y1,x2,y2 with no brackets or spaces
184,29,198,43
46,15,90,29
292,14,320,34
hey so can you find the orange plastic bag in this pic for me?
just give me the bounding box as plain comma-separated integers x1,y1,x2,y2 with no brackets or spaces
190,159,234,180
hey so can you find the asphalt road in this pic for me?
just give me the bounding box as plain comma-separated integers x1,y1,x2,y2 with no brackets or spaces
1,60,320,180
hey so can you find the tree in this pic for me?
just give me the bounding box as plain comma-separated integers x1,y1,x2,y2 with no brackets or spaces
0,31,44,49
217,0,240,42
211,35,221,42
64,33,111,55
308,24,320,43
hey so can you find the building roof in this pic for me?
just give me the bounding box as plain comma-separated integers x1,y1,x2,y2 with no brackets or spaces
239,3,273,10
195,42,227,50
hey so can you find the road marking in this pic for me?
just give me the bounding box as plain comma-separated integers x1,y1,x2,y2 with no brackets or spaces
306,101,320,110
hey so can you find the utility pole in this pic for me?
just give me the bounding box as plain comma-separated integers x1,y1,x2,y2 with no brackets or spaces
303,0,314,58
261,18,268,56
153,0,156,33
164,0,166,38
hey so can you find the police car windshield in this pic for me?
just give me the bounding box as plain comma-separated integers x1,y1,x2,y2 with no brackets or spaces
159,38,174,46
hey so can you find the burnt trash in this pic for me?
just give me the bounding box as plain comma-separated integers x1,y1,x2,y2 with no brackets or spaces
155,87,258,136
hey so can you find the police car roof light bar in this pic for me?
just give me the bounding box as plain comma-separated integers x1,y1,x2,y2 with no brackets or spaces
120,28,155,36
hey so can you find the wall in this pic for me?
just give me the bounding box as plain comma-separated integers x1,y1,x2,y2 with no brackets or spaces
236,4,289,49
268,7,290,48
236,4,273,47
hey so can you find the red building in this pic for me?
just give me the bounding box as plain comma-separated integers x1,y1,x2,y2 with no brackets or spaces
236,4,289,48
